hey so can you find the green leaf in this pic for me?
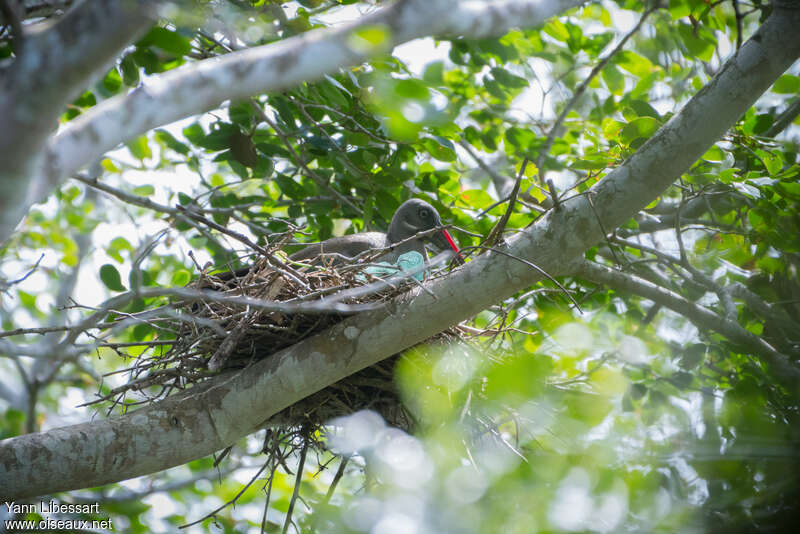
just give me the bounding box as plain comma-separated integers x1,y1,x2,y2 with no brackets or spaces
394,79,429,100
183,123,205,145
751,114,773,135
628,100,660,119
103,68,122,93
126,136,152,160
171,270,191,286
702,145,724,162
108,236,133,263
317,80,349,108
132,323,154,342
422,61,444,85
602,64,625,95
761,151,783,175
543,19,570,42
677,23,715,62
491,67,528,89
323,74,353,96
669,0,691,19
275,174,306,199
198,123,238,151
155,129,189,155
459,189,496,210
421,136,456,162
229,101,254,127
120,54,140,86
348,24,391,53
772,74,800,94
505,127,536,151
18,290,37,310
140,27,192,56
617,51,654,78
620,117,660,145
100,264,126,292
133,185,155,196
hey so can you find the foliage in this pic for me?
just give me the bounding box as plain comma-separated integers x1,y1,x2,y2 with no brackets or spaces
1,0,798,532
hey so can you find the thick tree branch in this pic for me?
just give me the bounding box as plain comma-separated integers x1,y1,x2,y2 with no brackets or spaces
32,0,584,242
1,2,799,500
0,0,156,244
577,260,800,388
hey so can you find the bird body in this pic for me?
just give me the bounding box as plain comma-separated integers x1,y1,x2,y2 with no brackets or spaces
290,198,460,264
212,198,460,282
289,231,389,262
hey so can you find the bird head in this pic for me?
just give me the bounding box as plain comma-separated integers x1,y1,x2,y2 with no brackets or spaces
389,199,462,262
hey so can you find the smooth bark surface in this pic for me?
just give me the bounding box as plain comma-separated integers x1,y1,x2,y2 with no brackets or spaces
0,0,155,243
0,0,584,244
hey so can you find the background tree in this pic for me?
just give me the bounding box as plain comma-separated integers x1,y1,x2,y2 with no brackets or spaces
1,0,799,532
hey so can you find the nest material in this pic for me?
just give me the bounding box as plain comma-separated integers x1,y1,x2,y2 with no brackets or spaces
99,252,463,432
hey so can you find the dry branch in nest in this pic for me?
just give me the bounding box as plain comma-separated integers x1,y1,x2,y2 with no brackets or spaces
88,243,522,530
92,247,467,434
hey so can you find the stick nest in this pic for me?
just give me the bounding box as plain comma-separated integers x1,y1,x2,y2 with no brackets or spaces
95,252,464,433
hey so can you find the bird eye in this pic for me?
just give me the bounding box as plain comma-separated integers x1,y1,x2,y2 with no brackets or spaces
418,208,430,218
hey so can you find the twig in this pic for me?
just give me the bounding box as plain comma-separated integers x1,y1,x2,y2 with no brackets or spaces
282,430,310,534
1,252,45,292
733,0,743,50
260,456,277,534
586,191,621,266
462,245,582,312
252,102,362,214
73,173,179,215
176,205,310,290
180,459,272,529
532,6,657,176
324,456,349,505
484,158,527,248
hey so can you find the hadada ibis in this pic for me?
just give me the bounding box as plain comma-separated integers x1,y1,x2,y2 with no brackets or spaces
290,198,460,264
212,198,460,282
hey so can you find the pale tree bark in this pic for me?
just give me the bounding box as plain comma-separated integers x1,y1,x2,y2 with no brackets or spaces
2,3,799,500
577,260,800,388
0,0,584,244
0,0,156,244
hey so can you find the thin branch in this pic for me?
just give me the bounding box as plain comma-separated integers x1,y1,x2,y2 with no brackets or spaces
764,97,800,137
578,260,800,390
324,455,349,505
465,245,582,312
733,0,743,50
253,103,362,215
73,173,179,215
484,158,526,248
175,205,310,290
1,252,44,291
180,459,271,529
458,137,514,198
533,5,657,175
282,431,309,534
